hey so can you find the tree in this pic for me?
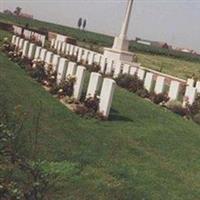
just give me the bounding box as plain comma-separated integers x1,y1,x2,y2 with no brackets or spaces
83,19,87,30
14,7,22,16
77,18,82,29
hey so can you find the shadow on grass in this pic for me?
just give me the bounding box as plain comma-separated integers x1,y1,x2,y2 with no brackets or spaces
109,108,133,122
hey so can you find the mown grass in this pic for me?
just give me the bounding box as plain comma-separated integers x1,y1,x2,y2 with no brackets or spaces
1,46,200,199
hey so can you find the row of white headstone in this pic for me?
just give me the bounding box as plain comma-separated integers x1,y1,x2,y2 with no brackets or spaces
11,35,116,118
13,32,199,108
51,38,104,66
23,29,46,47
13,25,45,47
38,36,200,107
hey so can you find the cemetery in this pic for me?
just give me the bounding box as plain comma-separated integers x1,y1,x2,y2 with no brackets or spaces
1,1,200,199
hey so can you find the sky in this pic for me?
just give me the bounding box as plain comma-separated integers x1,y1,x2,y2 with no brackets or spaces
1,0,200,52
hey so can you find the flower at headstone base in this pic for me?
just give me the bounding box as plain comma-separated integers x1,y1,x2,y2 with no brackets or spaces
58,89,63,93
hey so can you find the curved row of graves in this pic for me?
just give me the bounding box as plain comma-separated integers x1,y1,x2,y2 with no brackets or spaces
51,37,200,107
11,31,200,118
10,34,116,119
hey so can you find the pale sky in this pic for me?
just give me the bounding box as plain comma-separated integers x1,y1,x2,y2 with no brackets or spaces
1,0,200,52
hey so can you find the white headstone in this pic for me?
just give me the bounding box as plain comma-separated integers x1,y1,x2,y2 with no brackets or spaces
144,72,154,92
11,35,16,44
187,78,194,87
113,62,122,78
100,56,107,73
69,45,75,56
137,69,145,80
88,52,96,65
28,43,36,59
99,78,116,118
40,35,46,47
22,41,30,57
94,54,102,65
50,39,55,48
86,72,102,98
34,46,42,59
45,51,53,64
196,81,200,93
73,66,86,100
39,48,47,61
57,40,62,53
122,64,130,74
77,48,83,62
18,38,24,50
52,54,60,72
15,36,20,47
73,46,79,57
61,42,66,54
154,76,165,94
129,66,137,76
54,40,59,49
65,44,70,55
105,59,113,75
66,61,77,76
82,50,89,63
183,86,197,106
57,58,68,84
168,81,180,101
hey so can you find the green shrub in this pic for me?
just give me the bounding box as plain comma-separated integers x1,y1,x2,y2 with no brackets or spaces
193,113,200,125
29,62,47,83
189,94,200,116
115,74,144,93
136,88,150,98
166,100,189,117
150,93,169,105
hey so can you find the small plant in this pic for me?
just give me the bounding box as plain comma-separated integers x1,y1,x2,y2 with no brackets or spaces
188,94,200,116
193,113,200,125
73,94,102,119
150,92,169,105
115,74,144,93
49,75,76,98
29,61,47,83
166,100,189,117
85,63,100,73
84,94,100,113
136,88,150,98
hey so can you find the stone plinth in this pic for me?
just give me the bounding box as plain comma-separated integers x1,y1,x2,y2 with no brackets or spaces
104,47,135,64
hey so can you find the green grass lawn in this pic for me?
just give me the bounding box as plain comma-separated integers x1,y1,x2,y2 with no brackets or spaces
137,53,200,80
1,49,200,199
